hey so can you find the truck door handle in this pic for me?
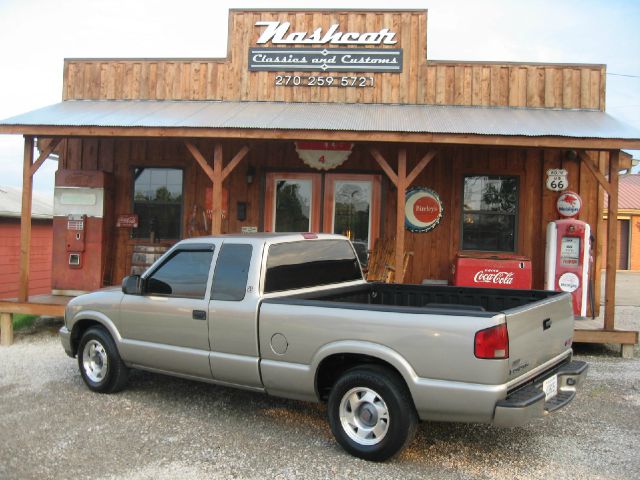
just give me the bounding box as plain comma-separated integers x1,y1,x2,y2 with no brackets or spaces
543,318,552,330
192,310,207,321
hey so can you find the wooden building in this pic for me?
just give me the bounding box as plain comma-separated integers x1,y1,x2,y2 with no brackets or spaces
1,9,639,350
0,186,52,299
603,173,640,270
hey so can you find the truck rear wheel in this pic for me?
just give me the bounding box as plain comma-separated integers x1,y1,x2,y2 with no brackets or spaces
327,365,418,461
78,327,129,393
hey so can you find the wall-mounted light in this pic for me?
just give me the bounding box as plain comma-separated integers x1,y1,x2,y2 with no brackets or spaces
246,165,256,185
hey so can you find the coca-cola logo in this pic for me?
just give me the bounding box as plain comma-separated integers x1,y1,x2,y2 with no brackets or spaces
473,269,514,285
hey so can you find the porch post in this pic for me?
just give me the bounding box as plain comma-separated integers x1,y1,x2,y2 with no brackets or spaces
211,143,224,235
18,136,35,303
604,150,620,330
395,148,407,282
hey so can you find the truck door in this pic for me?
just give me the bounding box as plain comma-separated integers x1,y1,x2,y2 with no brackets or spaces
208,242,263,389
119,242,219,379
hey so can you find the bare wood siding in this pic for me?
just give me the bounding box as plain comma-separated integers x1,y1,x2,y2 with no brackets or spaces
62,10,605,110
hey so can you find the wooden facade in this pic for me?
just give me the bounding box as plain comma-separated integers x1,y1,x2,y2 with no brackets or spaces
1,9,638,349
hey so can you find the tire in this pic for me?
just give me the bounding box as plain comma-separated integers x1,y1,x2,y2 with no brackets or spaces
77,327,129,393
327,364,418,461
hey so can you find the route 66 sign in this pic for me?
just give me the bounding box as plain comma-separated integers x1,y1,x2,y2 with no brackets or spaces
546,169,568,191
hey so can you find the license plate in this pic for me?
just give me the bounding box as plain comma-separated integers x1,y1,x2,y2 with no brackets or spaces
543,374,558,400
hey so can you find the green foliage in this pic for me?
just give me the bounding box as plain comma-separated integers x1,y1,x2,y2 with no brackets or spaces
12,314,37,330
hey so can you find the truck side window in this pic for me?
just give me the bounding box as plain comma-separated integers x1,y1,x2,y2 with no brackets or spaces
146,249,214,299
211,244,253,301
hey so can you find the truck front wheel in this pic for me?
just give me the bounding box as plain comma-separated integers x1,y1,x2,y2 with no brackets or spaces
327,365,418,461
77,327,129,393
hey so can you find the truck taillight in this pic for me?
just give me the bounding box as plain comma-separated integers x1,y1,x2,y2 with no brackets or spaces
474,324,509,359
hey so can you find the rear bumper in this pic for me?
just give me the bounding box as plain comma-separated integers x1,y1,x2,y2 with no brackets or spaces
493,360,588,427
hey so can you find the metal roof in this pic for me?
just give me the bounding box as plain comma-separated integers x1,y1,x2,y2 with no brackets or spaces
618,174,640,211
1,100,639,140
0,186,53,219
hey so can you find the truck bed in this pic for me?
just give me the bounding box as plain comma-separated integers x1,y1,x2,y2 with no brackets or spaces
271,282,563,315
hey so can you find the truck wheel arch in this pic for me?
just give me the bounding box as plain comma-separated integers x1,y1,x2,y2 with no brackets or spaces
312,341,417,402
69,314,122,356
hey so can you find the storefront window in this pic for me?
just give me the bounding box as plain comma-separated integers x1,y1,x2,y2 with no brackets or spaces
133,168,183,240
275,179,312,232
462,175,518,252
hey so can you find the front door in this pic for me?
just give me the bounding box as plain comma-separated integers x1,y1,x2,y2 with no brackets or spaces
323,174,381,264
264,173,321,233
118,242,219,380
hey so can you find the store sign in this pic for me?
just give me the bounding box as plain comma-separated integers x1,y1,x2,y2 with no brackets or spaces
249,48,402,73
251,21,403,74
255,21,398,45
405,187,443,233
116,214,138,228
295,141,353,170
556,191,582,218
546,168,568,191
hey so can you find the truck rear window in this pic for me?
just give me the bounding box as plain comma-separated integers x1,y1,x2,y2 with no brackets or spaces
265,240,362,293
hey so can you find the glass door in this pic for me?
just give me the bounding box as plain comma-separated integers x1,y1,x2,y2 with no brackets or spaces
264,173,321,232
323,174,381,265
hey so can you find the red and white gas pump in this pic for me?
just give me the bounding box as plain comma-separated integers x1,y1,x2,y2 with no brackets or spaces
545,191,591,317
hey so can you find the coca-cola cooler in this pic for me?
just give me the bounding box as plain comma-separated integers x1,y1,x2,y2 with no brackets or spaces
452,253,532,289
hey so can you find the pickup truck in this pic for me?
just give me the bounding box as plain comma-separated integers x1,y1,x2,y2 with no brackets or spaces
60,233,587,461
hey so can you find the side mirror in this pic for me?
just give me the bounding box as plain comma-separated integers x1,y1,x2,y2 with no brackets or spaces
122,275,142,295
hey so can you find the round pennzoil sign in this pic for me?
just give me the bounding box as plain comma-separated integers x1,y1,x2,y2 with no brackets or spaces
405,187,443,233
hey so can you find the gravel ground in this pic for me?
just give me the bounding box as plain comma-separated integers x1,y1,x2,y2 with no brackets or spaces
1,324,638,480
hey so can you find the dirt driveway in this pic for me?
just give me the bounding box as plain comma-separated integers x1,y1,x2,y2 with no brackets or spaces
1,328,639,480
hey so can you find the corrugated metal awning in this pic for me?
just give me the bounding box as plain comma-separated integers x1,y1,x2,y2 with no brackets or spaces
1,99,639,145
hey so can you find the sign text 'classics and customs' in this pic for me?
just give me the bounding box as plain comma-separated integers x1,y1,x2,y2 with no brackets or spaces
556,191,582,218
250,21,403,74
405,187,444,233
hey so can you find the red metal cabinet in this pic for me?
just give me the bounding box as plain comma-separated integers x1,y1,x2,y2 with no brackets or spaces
452,253,532,289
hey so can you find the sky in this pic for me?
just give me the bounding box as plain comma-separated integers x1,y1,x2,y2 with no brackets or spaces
0,0,638,200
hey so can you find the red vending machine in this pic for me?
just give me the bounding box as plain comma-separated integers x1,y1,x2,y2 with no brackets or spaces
452,253,532,289
52,170,112,295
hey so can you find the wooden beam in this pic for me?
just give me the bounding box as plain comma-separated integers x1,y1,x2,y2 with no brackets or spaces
395,149,407,282
604,150,620,331
18,136,35,303
579,150,612,196
185,141,215,183
222,145,250,181
2,125,640,150
29,138,61,177
0,301,66,316
370,148,398,186
0,312,12,346
406,150,437,187
211,143,224,235
573,328,638,345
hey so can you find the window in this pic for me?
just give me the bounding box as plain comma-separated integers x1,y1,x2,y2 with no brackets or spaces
133,168,183,240
211,244,253,301
265,240,362,293
146,249,214,299
462,176,518,252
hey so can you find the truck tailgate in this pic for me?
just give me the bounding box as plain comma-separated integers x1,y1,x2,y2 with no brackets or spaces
504,292,574,382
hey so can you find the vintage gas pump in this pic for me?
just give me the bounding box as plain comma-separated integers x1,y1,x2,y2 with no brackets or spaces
544,191,591,317
52,170,112,295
